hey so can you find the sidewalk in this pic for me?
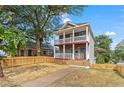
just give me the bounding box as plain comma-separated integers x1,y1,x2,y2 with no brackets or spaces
21,67,75,87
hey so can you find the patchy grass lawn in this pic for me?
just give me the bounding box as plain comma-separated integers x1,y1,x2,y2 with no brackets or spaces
49,68,124,87
0,63,67,87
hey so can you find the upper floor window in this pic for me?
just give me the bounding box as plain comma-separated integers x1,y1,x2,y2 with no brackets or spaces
65,33,72,38
74,31,86,36
59,35,63,39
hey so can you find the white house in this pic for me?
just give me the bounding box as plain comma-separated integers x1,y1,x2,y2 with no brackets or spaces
53,22,95,64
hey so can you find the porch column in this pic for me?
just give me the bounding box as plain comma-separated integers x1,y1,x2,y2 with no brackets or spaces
63,32,65,59
54,46,56,58
63,45,65,59
72,29,74,42
86,42,89,60
72,29,75,60
72,44,75,60
63,32,65,43
86,26,89,41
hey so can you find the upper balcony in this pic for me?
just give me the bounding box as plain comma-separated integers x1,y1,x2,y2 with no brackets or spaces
54,35,86,45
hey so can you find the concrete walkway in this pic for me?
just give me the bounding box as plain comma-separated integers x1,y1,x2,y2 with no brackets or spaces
21,67,75,87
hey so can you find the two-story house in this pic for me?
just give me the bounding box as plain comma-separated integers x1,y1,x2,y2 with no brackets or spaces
53,22,95,64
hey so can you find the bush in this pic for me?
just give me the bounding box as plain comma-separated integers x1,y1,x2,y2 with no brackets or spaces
96,55,105,64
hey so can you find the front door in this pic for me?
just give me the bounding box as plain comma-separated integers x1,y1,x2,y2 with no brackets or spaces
28,49,32,56
75,48,80,59
75,47,85,59
80,47,86,59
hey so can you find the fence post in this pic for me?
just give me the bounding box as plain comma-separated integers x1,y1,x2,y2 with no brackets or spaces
34,56,35,64
11,57,13,71
0,60,4,78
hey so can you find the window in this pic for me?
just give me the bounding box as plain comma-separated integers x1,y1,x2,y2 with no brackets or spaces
74,31,86,36
75,51,78,53
59,35,63,39
28,49,32,56
21,50,24,56
43,51,46,55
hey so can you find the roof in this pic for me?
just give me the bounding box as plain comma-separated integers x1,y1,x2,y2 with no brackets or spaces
60,22,89,30
60,21,76,29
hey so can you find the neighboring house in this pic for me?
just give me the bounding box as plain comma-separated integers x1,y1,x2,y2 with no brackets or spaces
19,42,53,56
53,22,95,64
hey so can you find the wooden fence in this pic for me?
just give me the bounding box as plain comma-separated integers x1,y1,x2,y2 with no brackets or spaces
91,64,117,70
1,56,124,77
91,64,124,77
114,65,124,77
0,56,89,68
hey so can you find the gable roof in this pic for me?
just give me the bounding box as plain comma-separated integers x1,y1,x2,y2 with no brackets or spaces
60,21,76,30
60,22,90,30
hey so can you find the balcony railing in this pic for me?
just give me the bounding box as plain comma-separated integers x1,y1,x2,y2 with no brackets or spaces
65,37,73,43
55,35,86,44
74,35,86,42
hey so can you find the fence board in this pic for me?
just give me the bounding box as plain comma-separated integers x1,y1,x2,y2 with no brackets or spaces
115,65,124,77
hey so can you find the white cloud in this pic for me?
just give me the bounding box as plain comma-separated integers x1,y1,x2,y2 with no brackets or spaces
63,18,71,23
61,13,71,23
105,31,116,36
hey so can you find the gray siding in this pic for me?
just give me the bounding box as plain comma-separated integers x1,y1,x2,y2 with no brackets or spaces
89,29,95,64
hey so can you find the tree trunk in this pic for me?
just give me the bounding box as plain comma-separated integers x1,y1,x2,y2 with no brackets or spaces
36,37,41,56
17,43,20,56
40,38,43,55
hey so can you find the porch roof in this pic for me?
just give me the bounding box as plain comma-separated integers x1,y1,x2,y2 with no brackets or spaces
54,41,88,46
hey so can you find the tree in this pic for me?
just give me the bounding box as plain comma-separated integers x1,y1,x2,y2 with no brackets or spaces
0,24,27,56
95,35,112,64
0,5,86,56
114,39,124,62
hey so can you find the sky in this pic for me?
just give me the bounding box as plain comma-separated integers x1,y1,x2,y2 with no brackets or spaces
61,5,124,50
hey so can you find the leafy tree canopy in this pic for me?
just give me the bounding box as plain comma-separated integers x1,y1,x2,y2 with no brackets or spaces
114,39,124,61
95,35,112,64
0,24,27,56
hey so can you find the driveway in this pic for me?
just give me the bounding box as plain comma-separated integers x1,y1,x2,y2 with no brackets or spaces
21,67,75,87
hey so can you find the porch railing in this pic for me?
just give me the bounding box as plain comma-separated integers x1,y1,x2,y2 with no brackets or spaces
55,35,86,44
75,53,85,59
55,53,85,59
55,53,72,59
54,53,63,58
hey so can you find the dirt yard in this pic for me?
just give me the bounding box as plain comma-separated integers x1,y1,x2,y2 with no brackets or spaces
0,63,67,87
1,64,124,87
49,68,124,87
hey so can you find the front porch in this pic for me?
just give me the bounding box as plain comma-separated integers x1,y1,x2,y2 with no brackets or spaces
54,43,89,60
55,53,85,60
